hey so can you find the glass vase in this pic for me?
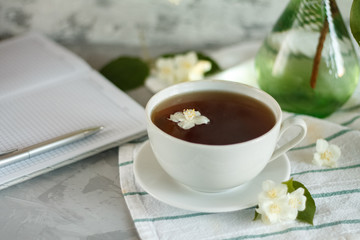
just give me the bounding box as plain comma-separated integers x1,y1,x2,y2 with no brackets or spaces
255,0,360,118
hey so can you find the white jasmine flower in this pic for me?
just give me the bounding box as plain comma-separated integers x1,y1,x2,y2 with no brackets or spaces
256,196,298,224
256,180,307,225
169,109,210,130
189,60,212,81
173,52,198,82
288,188,307,212
258,180,288,202
155,58,176,83
313,139,341,168
175,52,198,72
175,67,189,83
154,52,212,84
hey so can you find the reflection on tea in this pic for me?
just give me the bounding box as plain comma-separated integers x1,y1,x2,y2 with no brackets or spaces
151,91,276,145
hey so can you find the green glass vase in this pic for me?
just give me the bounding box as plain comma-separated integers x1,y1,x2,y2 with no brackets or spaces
255,0,360,118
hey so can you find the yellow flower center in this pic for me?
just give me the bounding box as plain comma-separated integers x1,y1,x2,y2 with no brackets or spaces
269,204,281,214
267,189,278,199
183,109,196,120
320,150,333,161
181,61,193,70
289,198,301,209
161,66,172,75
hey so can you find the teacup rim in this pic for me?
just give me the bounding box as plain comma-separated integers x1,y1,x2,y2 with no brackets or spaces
145,79,282,148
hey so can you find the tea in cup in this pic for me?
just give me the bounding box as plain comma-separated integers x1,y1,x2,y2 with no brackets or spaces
145,80,307,192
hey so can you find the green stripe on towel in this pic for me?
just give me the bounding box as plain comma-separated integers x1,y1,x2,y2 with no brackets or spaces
291,163,360,176
119,160,134,167
312,188,360,198
123,191,148,196
131,188,360,223
341,115,360,126
291,129,353,151
225,219,360,240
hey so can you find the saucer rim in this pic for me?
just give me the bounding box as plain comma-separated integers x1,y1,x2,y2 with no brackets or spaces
133,141,291,213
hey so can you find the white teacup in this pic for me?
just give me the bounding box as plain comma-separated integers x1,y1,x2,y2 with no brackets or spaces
145,80,307,193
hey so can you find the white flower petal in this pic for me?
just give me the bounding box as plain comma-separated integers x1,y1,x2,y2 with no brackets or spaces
169,112,186,122
259,196,296,224
324,158,338,168
184,52,198,65
258,201,280,224
330,162,337,168
316,139,329,153
175,67,189,83
178,121,195,130
284,207,298,221
288,188,307,211
328,144,341,160
293,187,305,196
313,139,341,168
156,58,177,83
189,60,212,81
194,111,201,116
260,214,272,225
193,116,210,125
259,180,288,201
175,52,198,71
156,58,169,66
312,152,325,166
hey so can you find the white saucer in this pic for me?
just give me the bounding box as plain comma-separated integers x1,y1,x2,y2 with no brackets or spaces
133,141,291,213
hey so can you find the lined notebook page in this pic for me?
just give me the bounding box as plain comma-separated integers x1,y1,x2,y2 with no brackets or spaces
0,33,146,189
0,33,89,99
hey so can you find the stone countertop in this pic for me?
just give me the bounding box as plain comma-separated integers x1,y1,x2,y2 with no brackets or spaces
0,148,139,239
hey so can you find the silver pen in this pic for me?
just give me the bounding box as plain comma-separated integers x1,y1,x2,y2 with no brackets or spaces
0,126,104,168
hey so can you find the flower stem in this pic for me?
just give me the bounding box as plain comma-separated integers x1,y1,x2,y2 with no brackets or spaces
310,18,329,89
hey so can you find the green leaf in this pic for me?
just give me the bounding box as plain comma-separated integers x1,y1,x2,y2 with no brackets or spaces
350,0,360,46
293,181,316,225
160,51,221,76
253,206,260,221
283,178,316,225
100,57,150,91
282,178,296,193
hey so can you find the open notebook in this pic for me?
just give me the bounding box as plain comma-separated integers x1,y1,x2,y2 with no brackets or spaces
0,33,147,190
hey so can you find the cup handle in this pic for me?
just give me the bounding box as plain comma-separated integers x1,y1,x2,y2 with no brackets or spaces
269,117,307,161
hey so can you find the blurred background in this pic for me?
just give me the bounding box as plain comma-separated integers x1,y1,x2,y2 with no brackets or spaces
0,0,354,68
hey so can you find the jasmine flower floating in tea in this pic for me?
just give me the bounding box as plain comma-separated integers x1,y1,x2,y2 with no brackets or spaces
169,109,210,130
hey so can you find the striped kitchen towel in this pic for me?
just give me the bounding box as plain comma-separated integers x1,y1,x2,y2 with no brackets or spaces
119,96,360,240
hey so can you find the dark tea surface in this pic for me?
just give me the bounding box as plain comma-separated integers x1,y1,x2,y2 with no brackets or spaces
151,91,276,145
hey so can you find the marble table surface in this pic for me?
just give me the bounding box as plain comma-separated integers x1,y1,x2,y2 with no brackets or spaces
0,148,139,239
0,41,259,239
